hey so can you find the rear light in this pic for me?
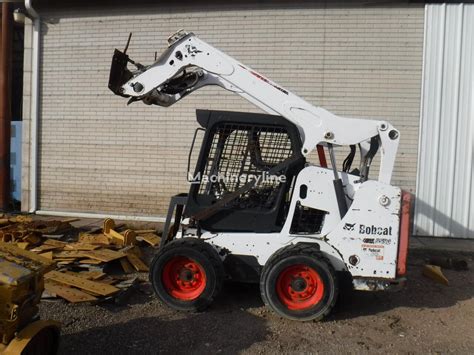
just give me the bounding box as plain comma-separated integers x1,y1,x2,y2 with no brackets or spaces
397,191,412,276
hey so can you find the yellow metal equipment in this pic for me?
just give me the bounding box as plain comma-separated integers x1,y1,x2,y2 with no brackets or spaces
0,243,60,354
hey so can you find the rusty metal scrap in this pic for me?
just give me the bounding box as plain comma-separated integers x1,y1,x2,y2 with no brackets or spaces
0,215,159,304
45,271,119,296
44,281,97,303
138,233,161,247
422,264,449,286
103,218,137,246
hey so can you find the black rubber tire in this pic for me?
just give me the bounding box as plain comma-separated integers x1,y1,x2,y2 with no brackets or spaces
149,238,224,312
260,244,339,321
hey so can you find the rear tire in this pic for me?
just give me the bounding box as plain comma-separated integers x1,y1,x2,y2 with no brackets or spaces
150,238,224,312
260,244,338,321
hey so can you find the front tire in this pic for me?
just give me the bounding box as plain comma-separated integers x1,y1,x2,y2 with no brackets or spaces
260,244,338,321
150,238,224,312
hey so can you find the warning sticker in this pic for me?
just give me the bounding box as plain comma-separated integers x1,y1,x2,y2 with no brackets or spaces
361,244,384,261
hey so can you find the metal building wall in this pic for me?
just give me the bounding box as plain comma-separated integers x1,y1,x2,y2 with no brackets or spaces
415,3,474,238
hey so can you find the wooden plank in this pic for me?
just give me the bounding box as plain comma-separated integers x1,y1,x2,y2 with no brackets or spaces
16,242,29,249
45,271,119,296
0,242,55,271
120,257,134,273
138,233,161,247
64,243,100,251
126,252,149,272
78,233,110,245
43,239,67,247
45,281,97,303
99,277,118,285
9,215,33,223
61,217,80,223
53,257,79,261
30,244,63,253
53,251,85,259
65,271,106,280
134,229,156,235
81,271,106,280
82,249,124,262
78,258,103,265
39,251,53,260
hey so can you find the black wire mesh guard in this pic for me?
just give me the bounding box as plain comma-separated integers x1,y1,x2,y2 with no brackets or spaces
199,122,294,210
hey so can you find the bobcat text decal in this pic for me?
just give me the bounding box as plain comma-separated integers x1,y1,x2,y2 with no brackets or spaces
343,223,392,236
359,224,392,236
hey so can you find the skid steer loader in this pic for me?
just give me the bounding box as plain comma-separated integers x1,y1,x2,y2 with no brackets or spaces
108,30,412,321
0,243,60,354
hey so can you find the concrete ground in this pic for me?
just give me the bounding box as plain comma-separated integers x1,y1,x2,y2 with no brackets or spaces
35,216,474,354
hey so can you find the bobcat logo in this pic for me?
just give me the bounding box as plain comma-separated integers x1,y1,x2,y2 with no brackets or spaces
343,223,355,231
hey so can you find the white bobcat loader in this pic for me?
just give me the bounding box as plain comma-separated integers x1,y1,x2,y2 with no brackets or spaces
108,30,412,321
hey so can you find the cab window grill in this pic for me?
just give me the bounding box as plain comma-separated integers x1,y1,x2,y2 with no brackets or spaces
199,123,294,209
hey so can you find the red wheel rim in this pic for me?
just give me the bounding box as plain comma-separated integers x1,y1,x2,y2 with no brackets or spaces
276,264,325,310
162,256,207,300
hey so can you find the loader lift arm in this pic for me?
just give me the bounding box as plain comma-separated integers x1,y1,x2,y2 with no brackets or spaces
109,30,400,184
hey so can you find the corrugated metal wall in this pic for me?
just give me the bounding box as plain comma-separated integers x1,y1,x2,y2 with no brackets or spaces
415,3,474,238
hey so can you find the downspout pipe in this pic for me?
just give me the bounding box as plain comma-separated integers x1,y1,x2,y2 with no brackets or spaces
0,2,13,211
25,0,39,213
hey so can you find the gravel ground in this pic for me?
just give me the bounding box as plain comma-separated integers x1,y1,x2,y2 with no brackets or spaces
40,249,474,354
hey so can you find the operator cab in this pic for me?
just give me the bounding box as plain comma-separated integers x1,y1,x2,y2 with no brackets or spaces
184,110,306,233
